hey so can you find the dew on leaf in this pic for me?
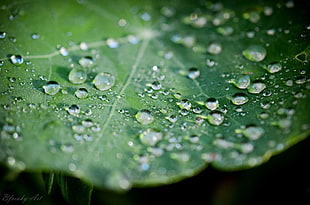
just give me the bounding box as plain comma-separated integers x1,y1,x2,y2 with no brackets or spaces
61,144,74,153
31,33,40,39
242,45,267,62
0,31,7,39
177,99,192,110
243,10,261,23
82,119,94,127
75,88,89,99
264,62,282,73
72,124,85,133
135,109,154,125
229,74,251,89
217,26,233,36
205,98,219,110
10,55,24,65
236,126,264,140
79,56,95,68
139,129,163,146
93,72,115,91
107,38,119,48
151,81,161,90
166,115,178,123
79,42,88,50
230,93,249,105
59,46,69,56
69,68,87,84
43,81,61,95
273,118,292,129
67,104,80,116
207,111,224,126
248,81,266,94
187,67,200,79
207,42,222,55
170,152,190,162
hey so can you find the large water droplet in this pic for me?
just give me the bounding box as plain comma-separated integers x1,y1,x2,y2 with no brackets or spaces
93,72,115,91
230,93,249,105
10,55,24,65
135,109,154,125
242,45,267,62
205,98,219,110
139,129,163,146
69,68,87,84
263,62,282,73
43,81,61,95
207,111,224,126
75,88,89,98
67,104,80,116
229,75,251,89
79,56,95,68
187,67,200,79
247,81,266,94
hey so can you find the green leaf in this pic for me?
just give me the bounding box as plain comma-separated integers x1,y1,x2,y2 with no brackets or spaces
42,171,55,195
56,173,93,205
0,0,309,191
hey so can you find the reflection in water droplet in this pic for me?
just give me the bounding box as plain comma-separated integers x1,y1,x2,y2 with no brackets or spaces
242,45,266,62
135,109,154,125
207,111,224,126
230,93,249,105
79,56,95,67
264,62,282,73
139,129,163,146
0,31,7,39
188,67,200,79
75,88,89,98
248,81,266,94
151,81,161,90
205,98,219,110
177,99,192,110
93,72,115,91
43,81,61,95
69,68,87,84
10,55,24,65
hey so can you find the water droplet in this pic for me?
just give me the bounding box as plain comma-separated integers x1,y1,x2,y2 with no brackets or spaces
82,119,94,127
72,124,85,133
207,111,224,126
205,98,219,110
61,144,74,153
242,45,267,62
79,56,95,67
230,93,249,105
236,126,264,140
43,81,61,95
264,62,282,73
151,81,161,90
207,42,222,55
177,99,192,110
273,118,292,129
67,104,80,116
107,38,119,48
0,31,7,39
79,42,88,50
139,129,163,146
229,75,251,89
135,109,154,125
247,81,266,94
170,152,190,162
69,68,87,84
166,115,178,123
10,55,24,65
187,67,200,79
31,33,40,39
9,77,16,82
93,72,115,91
59,46,69,56
75,88,89,99
217,26,233,36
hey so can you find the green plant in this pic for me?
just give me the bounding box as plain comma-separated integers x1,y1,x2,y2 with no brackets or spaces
1,0,309,204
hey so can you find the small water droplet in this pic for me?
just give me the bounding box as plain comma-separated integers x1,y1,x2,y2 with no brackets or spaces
93,72,115,91
69,68,87,84
0,31,7,39
242,45,267,62
31,33,40,39
59,46,69,56
67,104,80,116
205,98,219,110
43,81,61,95
273,118,292,129
151,81,161,90
229,75,251,89
187,67,200,79
107,38,119,48
207,42,222,55
75,88,89,99
139,129,163,146
10,55,24,65
236,126,264,140
230,93,249,105
264,62,282,73
248,81,266,94
177,99,192,110
79,56,95,68
166,115,178,123
135,109,154,125
61,144,74,153
72,124,85,133
207,111,224,126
